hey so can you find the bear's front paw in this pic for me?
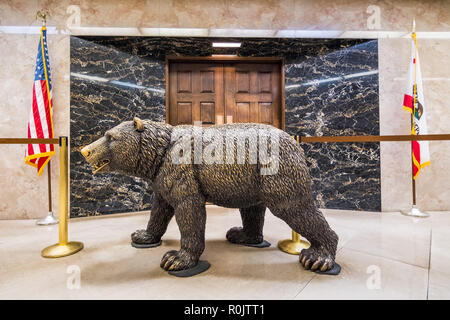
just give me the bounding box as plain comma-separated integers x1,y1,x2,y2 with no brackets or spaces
131,229,160,244
299,247,334,272
226,227,263,244
160,250,198,271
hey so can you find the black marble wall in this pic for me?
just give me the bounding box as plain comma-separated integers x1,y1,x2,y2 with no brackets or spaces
70,37,379,217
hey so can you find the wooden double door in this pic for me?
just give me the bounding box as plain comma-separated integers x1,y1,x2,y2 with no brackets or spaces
168,60,283,129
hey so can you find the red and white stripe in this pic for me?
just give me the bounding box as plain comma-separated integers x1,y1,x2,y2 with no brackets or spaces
25,72,54,175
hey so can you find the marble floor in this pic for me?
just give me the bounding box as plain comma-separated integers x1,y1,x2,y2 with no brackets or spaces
0,206,449,300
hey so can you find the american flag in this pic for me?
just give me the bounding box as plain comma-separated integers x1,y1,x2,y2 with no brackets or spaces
25,27,55,175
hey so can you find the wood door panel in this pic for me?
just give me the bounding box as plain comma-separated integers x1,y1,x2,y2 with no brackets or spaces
169,60,282,129
200,102,215,124
169,63,223,126
176,93,217,100
236,71,250,93
259,102,273,124
234,93,273,102
177,102,192,124
200,71,215,93
258,71,272,93
177,71,192,93
236,102,250,123
224,63,281,128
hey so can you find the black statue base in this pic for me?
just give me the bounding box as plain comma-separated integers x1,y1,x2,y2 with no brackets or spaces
131,240,162,249
314,262,341,276
237,240,271,248
168,260,211,277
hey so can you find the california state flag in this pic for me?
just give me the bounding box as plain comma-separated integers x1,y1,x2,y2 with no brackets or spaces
402,32,430,179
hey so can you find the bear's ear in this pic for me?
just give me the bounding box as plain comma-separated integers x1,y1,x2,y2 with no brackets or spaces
133,117,144,132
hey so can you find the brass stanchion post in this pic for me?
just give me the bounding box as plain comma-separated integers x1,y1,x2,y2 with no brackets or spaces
278,230,310,255
41,137,83,258
278,135,311,255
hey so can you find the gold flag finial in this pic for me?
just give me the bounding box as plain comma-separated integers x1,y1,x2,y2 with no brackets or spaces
36,10,49,27
412,19,416,33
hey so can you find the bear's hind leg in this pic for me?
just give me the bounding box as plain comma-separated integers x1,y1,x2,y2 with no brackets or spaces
131,194,174,247
270,204,338,272
226,205,269,247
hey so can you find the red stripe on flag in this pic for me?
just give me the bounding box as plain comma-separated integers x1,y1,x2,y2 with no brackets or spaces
39,80,55,152
412,140,421,177
40,80,52,136
412,140,420,164
403,94,413,110
37,156,47,170
31,83,47,153
49,98,54,152
413,163,419,177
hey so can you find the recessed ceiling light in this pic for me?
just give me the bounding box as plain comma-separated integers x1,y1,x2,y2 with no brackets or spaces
212,42,241,48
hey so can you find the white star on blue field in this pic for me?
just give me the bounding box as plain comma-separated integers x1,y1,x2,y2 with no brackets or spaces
34,29,52,89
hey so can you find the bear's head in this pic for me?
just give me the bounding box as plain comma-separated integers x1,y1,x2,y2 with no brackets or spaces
80,117,144,175
81,117,168,177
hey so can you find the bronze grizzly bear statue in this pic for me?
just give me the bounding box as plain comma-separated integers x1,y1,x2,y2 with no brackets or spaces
81,117,339,276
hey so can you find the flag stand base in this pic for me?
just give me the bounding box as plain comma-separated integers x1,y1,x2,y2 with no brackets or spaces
36,211,58,225
278,231,311,255
401,205,430,218
41,241,84,258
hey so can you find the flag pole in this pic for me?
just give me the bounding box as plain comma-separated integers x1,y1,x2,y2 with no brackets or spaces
48,161,52,211
36,161,59,225
402,19,429,218
35,10,58,226
412,19,417,207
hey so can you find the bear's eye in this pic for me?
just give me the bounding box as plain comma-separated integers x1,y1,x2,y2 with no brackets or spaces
107,134,115,142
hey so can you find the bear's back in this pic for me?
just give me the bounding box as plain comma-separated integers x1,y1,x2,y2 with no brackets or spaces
164,123,303,208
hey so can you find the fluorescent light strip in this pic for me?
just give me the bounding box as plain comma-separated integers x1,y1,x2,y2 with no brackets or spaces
212,42,241,48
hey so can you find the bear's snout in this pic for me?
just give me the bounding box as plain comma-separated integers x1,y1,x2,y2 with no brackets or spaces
80,146,90,158
80,138,111,174
80,138,103,162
